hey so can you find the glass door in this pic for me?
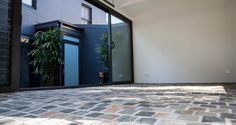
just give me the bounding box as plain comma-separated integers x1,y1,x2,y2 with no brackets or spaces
111,15,133,83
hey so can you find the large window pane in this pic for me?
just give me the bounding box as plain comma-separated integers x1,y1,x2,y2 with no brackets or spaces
111,15,132,82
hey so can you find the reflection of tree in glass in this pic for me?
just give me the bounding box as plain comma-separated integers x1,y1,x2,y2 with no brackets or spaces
96,32,109,71
112,28,127,55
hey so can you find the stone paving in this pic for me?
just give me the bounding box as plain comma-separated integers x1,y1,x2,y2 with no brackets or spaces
0,84,236,125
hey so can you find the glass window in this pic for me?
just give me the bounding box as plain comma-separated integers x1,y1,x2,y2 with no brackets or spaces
22,0,36,8
63,35,80,43
111,15,132,82
81,4,92,24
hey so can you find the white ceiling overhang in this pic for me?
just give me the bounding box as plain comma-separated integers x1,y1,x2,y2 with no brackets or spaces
113,0,159,18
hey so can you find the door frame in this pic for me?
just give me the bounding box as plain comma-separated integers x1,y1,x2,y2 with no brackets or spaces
85,0,134,84
1,0,133,93
63,35,81,87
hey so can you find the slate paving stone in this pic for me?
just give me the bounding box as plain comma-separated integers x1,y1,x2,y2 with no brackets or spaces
209,108,229,113
186,123,211,125
60,109,76,113
221,113,236,119
230,103,236,106
86,112,104,118
193,102,208,105
153,104,167,108
135,117,157,125
138,104,152,107
42,105,57,109
59,102,74,106
11,106,30,110
10,113,27,117
233,110,236,113
220,105,236,109
138,101,151,104
139,107,154,111
86,102,98,105
118,109,137,114
0,104,16,109
102,100,112,103
188,107,206,112
195,111,217,117
7,101,31,105
178,101,191,103
202,116,225,123
79,105,94,110
0,110,16,116
169,105,186,110
211,102,226,105
91,107,106,111
96,103,110,107
175,110,193,115
201,105,217,108
135,111,155,117
73,110,89,116
100,114,119,120
178,115,199,121
0,84,236,125
117,115,137,122
104,107,122,113
232,120,236,123
123,103,137,106
0,108,10,113
30,109,47,115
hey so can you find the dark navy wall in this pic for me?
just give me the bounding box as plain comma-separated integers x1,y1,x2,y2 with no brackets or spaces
78,25,108,85
20,43,31,87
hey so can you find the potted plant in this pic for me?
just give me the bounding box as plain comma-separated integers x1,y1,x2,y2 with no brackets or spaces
28,29,63,86
95,32,109,83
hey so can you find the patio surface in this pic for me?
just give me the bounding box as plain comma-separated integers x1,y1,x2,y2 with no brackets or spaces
0,84,236,125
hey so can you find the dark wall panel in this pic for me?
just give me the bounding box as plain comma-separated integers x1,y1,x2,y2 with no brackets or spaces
78,25,108,85
0,0,11,86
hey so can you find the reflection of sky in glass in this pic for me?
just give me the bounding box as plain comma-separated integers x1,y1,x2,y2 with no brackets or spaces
22,0,32,6
106,13,124,24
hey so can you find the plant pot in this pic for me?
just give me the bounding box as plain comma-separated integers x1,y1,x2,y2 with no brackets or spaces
99,72,105,78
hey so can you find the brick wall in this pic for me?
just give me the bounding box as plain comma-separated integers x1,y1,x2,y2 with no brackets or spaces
0,0,11,86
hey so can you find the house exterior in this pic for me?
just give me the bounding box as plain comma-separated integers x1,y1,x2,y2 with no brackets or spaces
3,0,235,93
20,0,111,88
21,0,107,37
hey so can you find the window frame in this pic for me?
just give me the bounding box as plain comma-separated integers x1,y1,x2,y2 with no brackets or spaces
103,0,115,7
22,0,37,9
81,3,92,24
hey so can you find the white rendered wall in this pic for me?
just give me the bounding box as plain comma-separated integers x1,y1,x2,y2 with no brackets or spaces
132,0,236,83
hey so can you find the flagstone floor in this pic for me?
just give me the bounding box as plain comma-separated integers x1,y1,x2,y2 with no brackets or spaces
0,84,236,125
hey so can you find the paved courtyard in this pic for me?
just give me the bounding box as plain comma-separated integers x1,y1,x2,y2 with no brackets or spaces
0,84,236,125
